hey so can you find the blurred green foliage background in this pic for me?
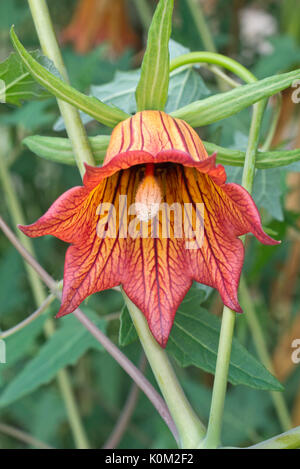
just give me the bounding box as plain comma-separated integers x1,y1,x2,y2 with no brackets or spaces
0,0,300,449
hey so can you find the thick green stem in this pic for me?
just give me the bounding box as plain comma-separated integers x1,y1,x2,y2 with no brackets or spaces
239,277,292,432
199,306,236,449
27,0,95,176
123,294,206,448
170,53,267,448
202,99,267,449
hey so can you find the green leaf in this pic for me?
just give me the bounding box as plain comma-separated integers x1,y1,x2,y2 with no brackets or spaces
225,166,284,221
0,101,56,132
135,0,174,111
91,70,140,115
204,141,300,169
253,169,284,221
3,315,48,367
10,26,130,127
119,283,212,347
23,134,110,166
0,248,29,316
166,290,283,391
166,67,210,112
0,51,50,106
171,68,300,127
54,40,210,131
25,133,300,170
119,306,138,346
0,309,106,407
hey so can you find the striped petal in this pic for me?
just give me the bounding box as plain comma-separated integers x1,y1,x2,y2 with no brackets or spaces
19,110,279,347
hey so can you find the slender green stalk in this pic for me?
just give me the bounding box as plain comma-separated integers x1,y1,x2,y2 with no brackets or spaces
132,0,152,30
27,0,95,176
184,0,230,91
0,293,55,340
123,294,206,448
170,52,268,447
199,306,236,449
26,0,205,448
239,277,292,431
202,99,267,448
261,94,282,152
185,0,217,53
0,422,54,449
0,129,90,450
170,52,256,84
170,53,261,448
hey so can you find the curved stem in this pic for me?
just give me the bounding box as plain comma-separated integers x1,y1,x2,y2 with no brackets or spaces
184,0,229,91
0,422,54,449
0,292,55,340
170,52,256,85
199,306,236,449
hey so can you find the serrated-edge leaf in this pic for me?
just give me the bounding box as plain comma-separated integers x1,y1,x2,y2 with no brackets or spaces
0,310,106,407
0,51,50,105
10,26,130,127
167,308,283,391
171,68,300,127
119,306,138,347
136,0,174,111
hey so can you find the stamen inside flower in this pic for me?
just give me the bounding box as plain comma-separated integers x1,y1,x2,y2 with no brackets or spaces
135,164,162,222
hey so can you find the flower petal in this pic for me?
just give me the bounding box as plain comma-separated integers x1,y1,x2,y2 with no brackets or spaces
181,166,279,313
104,111,209,164
56,168,138,317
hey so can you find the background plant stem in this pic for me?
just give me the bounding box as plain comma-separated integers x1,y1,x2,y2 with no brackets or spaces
240,277,292,431
0,128,90,450
185,0,217,53
202,99,267,449
0,215,179,442
27,0,95,176
132,0,152,30
169,52,268,448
